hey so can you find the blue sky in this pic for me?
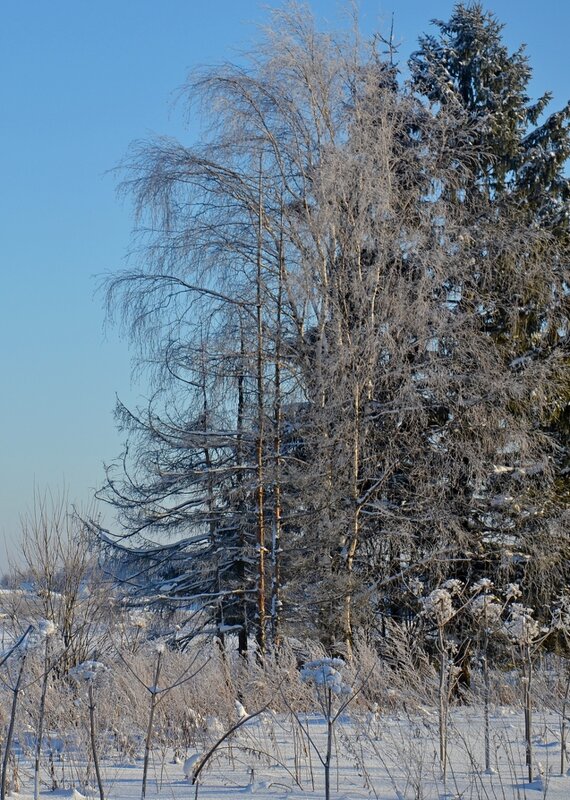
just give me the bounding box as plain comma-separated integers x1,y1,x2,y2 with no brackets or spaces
1,0,568,570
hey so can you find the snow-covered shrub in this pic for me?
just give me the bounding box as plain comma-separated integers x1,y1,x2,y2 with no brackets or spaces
300,658,351,695
470,594,503,628
504,604,541,646
421,588,455,627
69,660,109,685
293,657,356,800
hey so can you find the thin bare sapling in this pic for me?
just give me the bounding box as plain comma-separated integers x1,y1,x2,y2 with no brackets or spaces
33,619,57,800
289,658,362,800
0,625,33,800
69,660,109,800
420,579,470,783
468,578,511,774
503,594,551,784
113,638,207,800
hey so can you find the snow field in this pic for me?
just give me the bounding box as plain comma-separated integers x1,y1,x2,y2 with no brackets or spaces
6,693,570,799
2,616,570,800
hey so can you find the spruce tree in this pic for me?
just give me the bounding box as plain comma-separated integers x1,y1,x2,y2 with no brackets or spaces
410,3,570,610
410,3,570,232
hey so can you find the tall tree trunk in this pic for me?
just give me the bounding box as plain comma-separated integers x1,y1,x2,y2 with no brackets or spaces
341,385,361,657
236,324,248,657
255,161,267,657
200,346,223,649
271,225,284,649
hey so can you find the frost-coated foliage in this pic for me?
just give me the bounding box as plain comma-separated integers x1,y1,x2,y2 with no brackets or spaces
90,0,570,658
504,604,542,646
69,660,109,685
470,594,502,626
421,589,455,626
300,658,351,695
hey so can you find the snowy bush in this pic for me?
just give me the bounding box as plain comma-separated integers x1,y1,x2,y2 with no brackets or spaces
421,587,457,626
504,604,541,646
300,658,351,695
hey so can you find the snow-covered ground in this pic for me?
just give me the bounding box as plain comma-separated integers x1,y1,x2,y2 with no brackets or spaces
9,706,570,800
2,601,569,800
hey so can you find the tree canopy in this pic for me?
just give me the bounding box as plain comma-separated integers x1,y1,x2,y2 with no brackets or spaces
96,3,569,656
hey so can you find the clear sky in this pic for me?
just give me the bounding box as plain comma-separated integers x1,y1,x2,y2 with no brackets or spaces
1,0,568,572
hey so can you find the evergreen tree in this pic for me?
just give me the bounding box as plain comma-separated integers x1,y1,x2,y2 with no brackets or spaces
410,3,570,232
410,3,570,610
